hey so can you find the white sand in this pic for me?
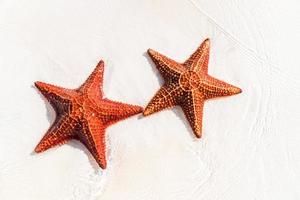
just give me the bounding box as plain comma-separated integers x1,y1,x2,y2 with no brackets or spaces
0,0,299,199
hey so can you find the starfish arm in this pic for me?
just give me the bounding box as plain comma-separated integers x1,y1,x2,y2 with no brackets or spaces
99,99,143,126
78,60,104,98
179,90,204,138
183,38,210,73
35,116,77,153
35,81,75,115
148,49,185,82
201,75,242,99
143,83,182,116
79,117,107,169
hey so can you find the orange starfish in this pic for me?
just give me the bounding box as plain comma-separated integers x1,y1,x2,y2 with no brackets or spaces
34,60,142,169
143,39,242,138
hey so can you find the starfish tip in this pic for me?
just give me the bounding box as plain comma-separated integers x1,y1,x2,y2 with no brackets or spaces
147,48,156,56
142,109,152,116
136,106,144,113
97,59,105,67
93,60,105,73
34,145,43,153
193,130,202,139
34,81,48,92
203,38,210,45
97,158,107,169
126,105,143,115
232,87,242,94
100,163,107,169
34,81,42,87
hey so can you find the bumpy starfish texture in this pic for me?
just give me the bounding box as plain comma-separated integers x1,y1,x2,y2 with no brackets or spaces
143,39,242,138
34,60,142,169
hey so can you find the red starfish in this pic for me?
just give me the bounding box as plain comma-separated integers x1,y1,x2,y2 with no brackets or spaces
34,60,143,169
143,39,242,138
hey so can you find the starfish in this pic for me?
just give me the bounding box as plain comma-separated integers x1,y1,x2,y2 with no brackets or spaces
34,60,142,169
143,39,242,138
